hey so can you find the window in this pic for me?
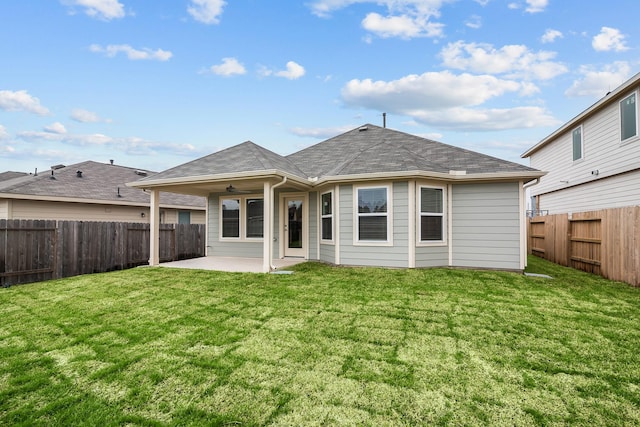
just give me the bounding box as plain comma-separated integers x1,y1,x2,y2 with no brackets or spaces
220,197,263,239
356,186,389,242
221,199,240,238
572,126,583,161
419,186,445,242
621,92,637,141
246,198,264,238
178,211,191,224
321,191,333,241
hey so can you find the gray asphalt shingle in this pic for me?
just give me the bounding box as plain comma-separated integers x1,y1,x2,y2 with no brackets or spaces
0,161,204,207
136,124,539,184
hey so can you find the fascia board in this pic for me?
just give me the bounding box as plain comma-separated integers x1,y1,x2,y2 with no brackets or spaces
127,170,312,189
315,170,546,185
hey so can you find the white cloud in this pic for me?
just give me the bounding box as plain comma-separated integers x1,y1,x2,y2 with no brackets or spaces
541,29,562,43
410,106,559,131
342,71,523,110
209,57,246,76
465,15,482,29
17,130,199,156
592,27,629,52
89,44,173,61
308,0,449,39
272,61,306,80
525,0,548,13
362,13,444,38
340,70,558,131
44,122,67,134
188,0,226,24
0,125,9,140
440,41,567,80
290,125,355,138
0,90,50,116
62,0,125,20
70,108,111,123
565,62,632,98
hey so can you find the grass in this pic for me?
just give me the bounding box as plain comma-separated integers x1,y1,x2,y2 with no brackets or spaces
1,256,639,426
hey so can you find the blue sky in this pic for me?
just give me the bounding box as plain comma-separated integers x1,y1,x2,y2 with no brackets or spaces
1,0,638,174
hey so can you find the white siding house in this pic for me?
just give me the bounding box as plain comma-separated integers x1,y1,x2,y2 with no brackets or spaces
523,72,640,214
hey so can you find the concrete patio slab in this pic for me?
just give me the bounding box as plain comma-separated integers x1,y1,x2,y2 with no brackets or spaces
159,256,304,273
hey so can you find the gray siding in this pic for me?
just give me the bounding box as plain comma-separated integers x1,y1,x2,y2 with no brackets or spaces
207,194,263,258
451,183,521,270
339,182,409,268
319,243,335,264
415,246,448,268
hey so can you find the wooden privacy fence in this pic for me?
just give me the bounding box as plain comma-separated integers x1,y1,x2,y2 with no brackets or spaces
0,220,205,287
528,206,640,287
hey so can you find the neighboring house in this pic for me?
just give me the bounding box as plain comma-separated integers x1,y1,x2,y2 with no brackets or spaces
129,124,544,272
0,161,206,224
522,72,640,215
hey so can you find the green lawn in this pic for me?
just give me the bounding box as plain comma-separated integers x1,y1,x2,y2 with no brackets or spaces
1,256,639,426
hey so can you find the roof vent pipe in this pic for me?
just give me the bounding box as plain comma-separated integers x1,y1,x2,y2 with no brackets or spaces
383,112,386,128
76,170,83,178
110,159,114,165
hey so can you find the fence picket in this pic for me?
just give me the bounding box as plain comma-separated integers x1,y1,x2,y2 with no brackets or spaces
528,206,640,287
0,221,205,287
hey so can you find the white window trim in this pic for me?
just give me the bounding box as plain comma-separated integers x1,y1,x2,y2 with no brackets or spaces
417,184,447,247
572,125,584,162
620,90,639,145
320,190,334,244
353,183,393,247
219,194,264,242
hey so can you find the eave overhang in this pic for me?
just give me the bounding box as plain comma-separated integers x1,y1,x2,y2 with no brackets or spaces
127,168,546,195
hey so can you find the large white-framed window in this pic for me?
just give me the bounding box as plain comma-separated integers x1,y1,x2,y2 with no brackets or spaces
321,191,333,242
354,184,392,245
219,195,263,240
620,92,637,142
418,185,446,245
572,125,583,161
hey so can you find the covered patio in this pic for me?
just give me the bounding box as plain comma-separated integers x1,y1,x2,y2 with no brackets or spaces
159,256,304,273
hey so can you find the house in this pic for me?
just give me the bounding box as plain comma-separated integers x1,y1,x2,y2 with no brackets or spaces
522,72,640,215
129,124,544,272
0,160,206,223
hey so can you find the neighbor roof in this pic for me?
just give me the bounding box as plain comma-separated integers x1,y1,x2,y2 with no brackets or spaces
132,124,542,189
0,161,205,208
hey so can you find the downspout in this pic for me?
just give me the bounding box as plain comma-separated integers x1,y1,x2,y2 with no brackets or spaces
270,176,288,271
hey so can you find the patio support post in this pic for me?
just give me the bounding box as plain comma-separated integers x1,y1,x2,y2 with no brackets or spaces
149,189,160,266
263,181,272,273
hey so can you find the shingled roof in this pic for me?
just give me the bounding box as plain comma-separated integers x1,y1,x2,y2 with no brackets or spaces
140,141,307,181
287,124,538,178
132,124,542,189
0,161,204,207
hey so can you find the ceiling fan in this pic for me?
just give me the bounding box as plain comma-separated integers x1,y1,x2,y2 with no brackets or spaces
226,185,251,194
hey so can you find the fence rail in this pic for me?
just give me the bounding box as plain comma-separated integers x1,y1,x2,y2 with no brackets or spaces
0,220,205,287
528,206,640,287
